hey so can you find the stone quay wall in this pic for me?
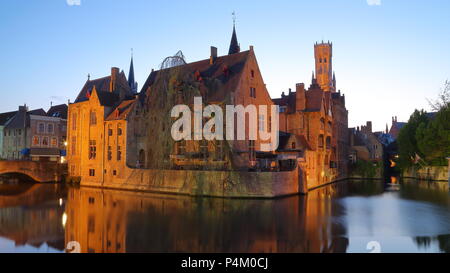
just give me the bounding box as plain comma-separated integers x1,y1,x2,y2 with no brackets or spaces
80,166,301,198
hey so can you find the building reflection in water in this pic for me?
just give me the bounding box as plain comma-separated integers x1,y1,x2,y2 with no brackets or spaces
65,183,351,253
0,183,66,251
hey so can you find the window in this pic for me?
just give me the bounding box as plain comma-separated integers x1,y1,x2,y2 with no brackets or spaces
279,107,286,113
89,169,95,177
72,113,77,130
117,146,122,161
251,70,255,78
108,127,113,136
258,115,265,132
324,58,327,63
18,129,21,136
113,170,117,176
319,58,322,63
32,136,40,146
249,87,256,98
107,146,112,160
326,136,331,150
248,140,256,161
38,123,45,133
292,142,296,149
71,137,76,155
90,111,97,125
42,136,49,146
47,123,54,134
51,137,58,147
269,116,272,132
117,124,122,136
89,140,97,159
318,135,324,148
320,118,325,130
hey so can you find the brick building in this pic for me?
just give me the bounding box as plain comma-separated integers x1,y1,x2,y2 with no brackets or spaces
272,42,349,188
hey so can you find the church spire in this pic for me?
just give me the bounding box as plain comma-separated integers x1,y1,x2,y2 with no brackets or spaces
128,49,138,94
228,12,240,55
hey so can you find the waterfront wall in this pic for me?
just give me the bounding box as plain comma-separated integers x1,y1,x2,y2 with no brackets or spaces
403,166,449,182
80,166,302,198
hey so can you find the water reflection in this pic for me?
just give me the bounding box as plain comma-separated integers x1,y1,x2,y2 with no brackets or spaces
0,183,66,252
65,183,351,253
0,179,449,253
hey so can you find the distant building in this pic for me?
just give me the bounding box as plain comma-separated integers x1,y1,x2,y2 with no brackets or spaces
0,110,19,159
388,116,407,140
349,121,383,163
1,104,68,162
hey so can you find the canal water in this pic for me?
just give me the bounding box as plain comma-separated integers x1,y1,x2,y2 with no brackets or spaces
0,179,449,253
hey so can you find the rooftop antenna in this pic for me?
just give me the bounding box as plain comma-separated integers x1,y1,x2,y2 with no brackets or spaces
232,11,236,27
87,73,90,81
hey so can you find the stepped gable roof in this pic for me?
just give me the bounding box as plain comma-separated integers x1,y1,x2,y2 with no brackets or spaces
140,50,250,104
47,104,68,119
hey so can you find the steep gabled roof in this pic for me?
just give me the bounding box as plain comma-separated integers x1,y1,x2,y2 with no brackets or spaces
47,104,68,119
0,111,18,126
140,50,250,104
75,76,111,103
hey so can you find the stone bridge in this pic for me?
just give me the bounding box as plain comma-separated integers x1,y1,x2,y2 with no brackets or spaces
0,161,67,183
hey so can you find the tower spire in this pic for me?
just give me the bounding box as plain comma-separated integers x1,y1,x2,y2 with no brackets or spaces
228,11,240,55
128,48,138,94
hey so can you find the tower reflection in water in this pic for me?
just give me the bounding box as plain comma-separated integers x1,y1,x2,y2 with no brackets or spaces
64,184,350,253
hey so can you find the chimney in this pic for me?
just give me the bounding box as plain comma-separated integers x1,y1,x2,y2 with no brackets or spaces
210,46,217,65
366,121,372,133
295,83,306,111
18,104,28,113
110,67,120,92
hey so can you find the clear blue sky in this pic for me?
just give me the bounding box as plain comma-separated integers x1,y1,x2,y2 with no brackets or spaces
1,0,449,131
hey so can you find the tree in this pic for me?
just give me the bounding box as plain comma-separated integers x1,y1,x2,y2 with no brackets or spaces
397,110,429,169
428,80,450,111
416,105,450,166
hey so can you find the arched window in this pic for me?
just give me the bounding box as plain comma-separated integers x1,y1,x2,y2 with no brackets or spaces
326,136,331,150
117,123,123,136
320,118,325,130
318,135,324,148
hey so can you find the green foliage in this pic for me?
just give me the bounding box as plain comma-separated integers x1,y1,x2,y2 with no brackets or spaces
397,110,429,169
397,105,450,170
416,105,450,166
351,160,381,178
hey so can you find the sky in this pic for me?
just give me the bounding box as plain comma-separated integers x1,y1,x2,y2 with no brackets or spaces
0,0,449,131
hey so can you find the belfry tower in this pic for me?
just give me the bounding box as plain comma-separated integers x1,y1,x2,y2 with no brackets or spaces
314,41,335,92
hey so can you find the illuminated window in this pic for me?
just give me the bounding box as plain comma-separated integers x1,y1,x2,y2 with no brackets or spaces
32,136,40,146
51,137,57,147
42,136,49,146
89,140,96,159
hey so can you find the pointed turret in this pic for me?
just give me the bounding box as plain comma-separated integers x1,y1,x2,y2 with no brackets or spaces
128,53,138,94
228,24,240,55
